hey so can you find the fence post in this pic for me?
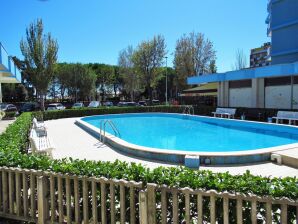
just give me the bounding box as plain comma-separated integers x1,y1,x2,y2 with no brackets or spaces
209,190,216,224
280,202,288,224
147,183,157,224
236,196,243,224
139,190,148,224
222,192,229,224
37,176,48,224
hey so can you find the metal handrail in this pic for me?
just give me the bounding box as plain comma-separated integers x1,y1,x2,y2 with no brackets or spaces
0,42,9,55
183,105,194,115
100,119,120,142
0,42,21,78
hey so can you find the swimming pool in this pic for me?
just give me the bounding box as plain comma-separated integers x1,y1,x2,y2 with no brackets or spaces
76,113,298,164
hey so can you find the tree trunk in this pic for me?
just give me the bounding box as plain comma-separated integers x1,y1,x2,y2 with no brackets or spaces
40,94,45,111
113,84,117,97
100,84,104,101
61,90,64,101
148,85,153,105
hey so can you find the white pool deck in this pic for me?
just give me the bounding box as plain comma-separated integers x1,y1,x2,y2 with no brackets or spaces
0,119,15,134
45,117,298,178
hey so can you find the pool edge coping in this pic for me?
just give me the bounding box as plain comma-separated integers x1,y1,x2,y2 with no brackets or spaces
75,112,298,157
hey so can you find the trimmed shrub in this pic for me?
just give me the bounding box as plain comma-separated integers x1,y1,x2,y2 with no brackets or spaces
33,105,298,122
2,111,17,119
32,105,216,120
0,111,5,120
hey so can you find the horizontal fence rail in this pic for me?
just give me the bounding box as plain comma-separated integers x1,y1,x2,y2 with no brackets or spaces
0,166,297,223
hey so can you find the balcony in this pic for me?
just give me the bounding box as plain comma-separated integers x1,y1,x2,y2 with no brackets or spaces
0,42,21,83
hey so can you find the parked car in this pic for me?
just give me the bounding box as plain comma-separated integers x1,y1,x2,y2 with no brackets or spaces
118,101,139,107
88,101,101,108
0,103,6,111
117,102,127,107
47,103,65,111
138,101,147,106
19,102,40,113
127,102,139,106
0,103,18,114
103,101,114,107
152,99,160,105
72,102,84,109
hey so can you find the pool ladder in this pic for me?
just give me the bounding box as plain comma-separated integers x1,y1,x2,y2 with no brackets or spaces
99,119,121,143
183,105,194,115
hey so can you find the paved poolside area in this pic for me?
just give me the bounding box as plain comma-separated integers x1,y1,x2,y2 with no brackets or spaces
45,117,298,178
0,119,15,134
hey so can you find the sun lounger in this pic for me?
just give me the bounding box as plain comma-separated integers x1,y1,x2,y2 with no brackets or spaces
32,117,47,136
212,108,236,119
272,111,298,125
29,128,54,157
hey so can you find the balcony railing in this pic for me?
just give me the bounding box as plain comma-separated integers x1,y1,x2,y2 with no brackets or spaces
0,42,21,82
0,42,10,70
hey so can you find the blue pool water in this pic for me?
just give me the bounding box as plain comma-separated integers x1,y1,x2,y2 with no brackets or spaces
82,113,298,152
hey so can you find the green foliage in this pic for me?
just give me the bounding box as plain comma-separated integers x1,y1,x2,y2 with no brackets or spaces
118,46,141,101
20,18,58,110
0,111,5,120
32,105,215,120
173,32,216,90
0,113,32,154
154,67,177,101
54,63,96,101
132,35,167,102
1,83,28,102
87,63,120,99
3,111,17,119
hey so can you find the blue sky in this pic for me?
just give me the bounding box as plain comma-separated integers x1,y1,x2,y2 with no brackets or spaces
1,0,269,73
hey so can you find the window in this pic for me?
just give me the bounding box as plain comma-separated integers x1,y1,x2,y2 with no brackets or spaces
265,76,291,86
229,80,252,88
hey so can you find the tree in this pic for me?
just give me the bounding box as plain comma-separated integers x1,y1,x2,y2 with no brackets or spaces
132,35,166,103
209,59,217,73
87,63,118,100
48,77,59,99
54,63,71,100
174,32,216,90
110,66,122,97
2,84,28,102
20,19,58,110
118,46,139,101
154,67,178,101
53,63,96,101
232,49,247,70
76,64,96,101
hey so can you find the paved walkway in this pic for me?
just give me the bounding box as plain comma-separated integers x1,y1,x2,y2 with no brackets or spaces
0,119,15,135
45,117,298,178
275,148,298,168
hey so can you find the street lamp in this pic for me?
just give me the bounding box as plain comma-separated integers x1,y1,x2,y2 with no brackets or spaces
165,56,168,105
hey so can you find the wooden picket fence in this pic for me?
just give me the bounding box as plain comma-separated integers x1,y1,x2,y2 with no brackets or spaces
0,166,297,224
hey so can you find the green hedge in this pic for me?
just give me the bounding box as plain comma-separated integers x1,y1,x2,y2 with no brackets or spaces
3,111,17,119
33,105,297,122
0,112,297,222
32,105,216,120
